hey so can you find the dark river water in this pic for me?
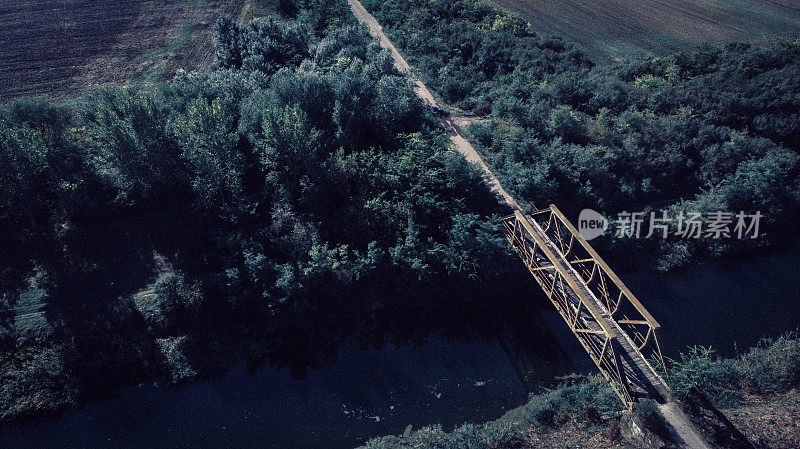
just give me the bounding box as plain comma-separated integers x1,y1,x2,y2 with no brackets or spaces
2,245,799,449
623,244,800,358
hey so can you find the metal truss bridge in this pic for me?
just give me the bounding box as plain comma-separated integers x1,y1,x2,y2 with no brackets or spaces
504,205,711,448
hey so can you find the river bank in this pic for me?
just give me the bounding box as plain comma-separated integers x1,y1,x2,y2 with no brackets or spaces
0,327,567,448
363,332,800,449
3,241,800,448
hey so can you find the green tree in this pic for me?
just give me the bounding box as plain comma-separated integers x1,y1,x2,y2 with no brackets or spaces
258,105,323,203
214,16,243,69
168,96,243,213
85,89,185,201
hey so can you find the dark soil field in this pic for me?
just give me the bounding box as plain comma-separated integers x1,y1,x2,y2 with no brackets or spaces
487,0,800,61
0,0,249,101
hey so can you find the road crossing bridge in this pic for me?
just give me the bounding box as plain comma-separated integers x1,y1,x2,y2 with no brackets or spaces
348,1,714,446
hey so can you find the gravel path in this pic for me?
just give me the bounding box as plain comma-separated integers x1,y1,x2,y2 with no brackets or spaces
347,0,523,212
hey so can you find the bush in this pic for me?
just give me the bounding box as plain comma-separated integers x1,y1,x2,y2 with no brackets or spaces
667,333,800,407
522,375,622,427
734,332,800,394
365,375,617,448
665,346,738,405
364,422,527,449
524,398,557,427
152,272,202,329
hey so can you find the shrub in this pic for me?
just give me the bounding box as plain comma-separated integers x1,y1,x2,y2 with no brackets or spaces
734,332,800,394
363,422,528,449
152,272,202,329
667,333,800,406
524,398,557,427
521,375,622,428
665,346,738,405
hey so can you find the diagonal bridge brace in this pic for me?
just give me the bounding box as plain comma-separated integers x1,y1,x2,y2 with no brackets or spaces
504,207,667,408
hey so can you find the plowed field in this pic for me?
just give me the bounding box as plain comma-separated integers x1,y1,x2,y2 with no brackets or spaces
488,0,800,60
0,0,248,101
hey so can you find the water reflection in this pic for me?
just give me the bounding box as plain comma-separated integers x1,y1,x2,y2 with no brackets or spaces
1,273,578,449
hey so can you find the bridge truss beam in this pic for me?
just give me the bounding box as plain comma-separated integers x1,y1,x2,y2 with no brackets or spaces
503,206,665,408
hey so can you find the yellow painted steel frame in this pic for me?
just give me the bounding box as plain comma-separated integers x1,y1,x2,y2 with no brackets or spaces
504,206,665,408
504,211,634,407
535,205,665,369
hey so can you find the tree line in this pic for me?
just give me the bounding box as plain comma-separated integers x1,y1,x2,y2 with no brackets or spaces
364,0,800,270
0,0,521,420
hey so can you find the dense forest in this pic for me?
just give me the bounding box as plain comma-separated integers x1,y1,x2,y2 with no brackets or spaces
3,0,800,443
363,0,800,270
0,0,529,420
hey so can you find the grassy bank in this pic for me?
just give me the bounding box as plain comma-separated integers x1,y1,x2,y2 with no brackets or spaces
363,332,800,448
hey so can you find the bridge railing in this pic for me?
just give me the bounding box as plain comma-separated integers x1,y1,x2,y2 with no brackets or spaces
503,210,636,406
526,205,665,370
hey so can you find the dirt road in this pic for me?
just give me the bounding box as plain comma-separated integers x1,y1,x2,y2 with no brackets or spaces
347,0,523,212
